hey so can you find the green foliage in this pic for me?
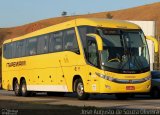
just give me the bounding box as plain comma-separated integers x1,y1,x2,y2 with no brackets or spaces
61,11,67,16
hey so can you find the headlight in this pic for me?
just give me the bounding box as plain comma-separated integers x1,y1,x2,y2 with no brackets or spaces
143,76,151,81
95,72,151,84
95,72,116,81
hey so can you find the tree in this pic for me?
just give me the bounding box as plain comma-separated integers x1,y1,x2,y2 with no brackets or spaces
61,11,67,16
106,12,113,19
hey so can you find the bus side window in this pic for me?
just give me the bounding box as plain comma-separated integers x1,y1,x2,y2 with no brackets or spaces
16,41,20,58
63,28,79,53
49,31,63,52
49,33,55,52
20,40,26,57
27,38,37,56
12,42,17,58
78,26,96,56
87,36,99,67
37,34,49,54
54,31,63,51
16,40,26,58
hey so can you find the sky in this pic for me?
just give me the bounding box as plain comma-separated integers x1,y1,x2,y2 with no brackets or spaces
0,0,160,27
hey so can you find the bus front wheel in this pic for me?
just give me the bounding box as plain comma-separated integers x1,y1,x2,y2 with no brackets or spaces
75,79,89,100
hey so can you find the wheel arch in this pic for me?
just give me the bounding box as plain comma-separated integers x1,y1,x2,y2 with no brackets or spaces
20,77,26,84
72,75,82,92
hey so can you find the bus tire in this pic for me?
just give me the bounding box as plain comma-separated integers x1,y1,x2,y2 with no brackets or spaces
115,93,129,100
20,79,32,97
13,80,21,96
75,79,89,100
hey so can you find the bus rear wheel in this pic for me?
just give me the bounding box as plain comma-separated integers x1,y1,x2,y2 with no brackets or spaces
20,79,33,97
13,80,21,96
75,79,89,100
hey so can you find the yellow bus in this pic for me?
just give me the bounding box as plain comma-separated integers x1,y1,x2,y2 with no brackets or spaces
2,18,152,100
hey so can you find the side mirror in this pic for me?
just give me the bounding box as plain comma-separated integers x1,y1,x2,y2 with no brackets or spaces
146,36,158,53
86,34,103,51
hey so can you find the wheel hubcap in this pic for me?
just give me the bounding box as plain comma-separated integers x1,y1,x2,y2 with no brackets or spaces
77,83,84,96
22,84,26,94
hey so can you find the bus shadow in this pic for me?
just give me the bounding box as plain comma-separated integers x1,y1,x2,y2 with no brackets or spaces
34,92,157,101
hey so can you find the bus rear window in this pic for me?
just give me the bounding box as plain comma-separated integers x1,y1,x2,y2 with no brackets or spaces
3,43,12,59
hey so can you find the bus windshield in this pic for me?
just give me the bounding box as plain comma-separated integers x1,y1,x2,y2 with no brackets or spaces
98,28,150,73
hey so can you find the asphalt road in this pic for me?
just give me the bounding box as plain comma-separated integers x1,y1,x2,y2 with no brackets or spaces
0,90,160,115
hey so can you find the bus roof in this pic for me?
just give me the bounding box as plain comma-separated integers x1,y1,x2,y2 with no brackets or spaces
75,18,140,29
3,18,140,44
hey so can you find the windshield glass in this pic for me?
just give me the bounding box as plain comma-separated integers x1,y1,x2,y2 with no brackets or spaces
98,28,150,73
